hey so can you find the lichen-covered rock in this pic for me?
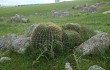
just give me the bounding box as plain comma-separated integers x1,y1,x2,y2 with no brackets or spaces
88,5,98,13
21,18,30,23
8,14,30,23
12,37,31,53
9,14,22,22
88,65,105,70
103,11,110,14
0,57,11,63
24,24,39,37
76,32,110,55
0,17,4,21
51,10,69,18
65,62,73,70
0,34,18,50
0,34,31,54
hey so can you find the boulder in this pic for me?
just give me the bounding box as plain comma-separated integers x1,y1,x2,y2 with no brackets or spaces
51,10,69,18
103,11,110,14
88,5,98,13
76,32,110,55
12,37,31,53
24,24,39,37
0,17,4,21
8,14,30,23
0,34,31,53
9,14,22,22
88,65,105,70
21,18,30,23
0,34,18,50
0,57,11,63
65,62,73,70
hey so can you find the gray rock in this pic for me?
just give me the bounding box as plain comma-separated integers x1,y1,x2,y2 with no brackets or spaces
88,5,98,13
76,32,110,55
12,37,31,53
51,10,60,18
103,11,110,14
0,57,11,63
0,17,4,21
0,34,18,50
24,24,39,37
51,10,69,18
8,14,29,23
0,34,31,54
9,14,22,22
88,65,105,70
95,3,100,6
65,62,73,70
74,5,84,11
21,18,30,23
84,3,88,7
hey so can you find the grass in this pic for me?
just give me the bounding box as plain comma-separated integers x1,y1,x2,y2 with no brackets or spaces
0,0,110,70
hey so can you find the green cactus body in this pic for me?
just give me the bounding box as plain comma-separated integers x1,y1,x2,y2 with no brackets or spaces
63,23,95,41
63,30,83,50
31,23,63,58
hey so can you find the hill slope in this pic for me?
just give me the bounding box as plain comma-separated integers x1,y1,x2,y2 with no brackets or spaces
0,0,110,70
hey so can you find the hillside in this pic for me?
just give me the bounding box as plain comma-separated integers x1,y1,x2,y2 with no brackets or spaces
0,0,110,70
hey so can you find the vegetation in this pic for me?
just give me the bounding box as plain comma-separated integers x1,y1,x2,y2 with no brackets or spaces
0,0,110,70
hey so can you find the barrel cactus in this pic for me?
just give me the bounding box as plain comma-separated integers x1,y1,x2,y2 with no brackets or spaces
30,23,63,58
63,30,83,51
63,23,95,41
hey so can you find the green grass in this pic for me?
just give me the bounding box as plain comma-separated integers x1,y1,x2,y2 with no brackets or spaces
0,0,110,70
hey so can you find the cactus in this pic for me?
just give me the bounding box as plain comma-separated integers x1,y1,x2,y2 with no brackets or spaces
63,23,95,41
30,22,63,58
63,30,83,51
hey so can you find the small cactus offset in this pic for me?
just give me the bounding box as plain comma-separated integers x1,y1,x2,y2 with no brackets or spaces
63,30,83,51
31,22,63,58
63,23,95,41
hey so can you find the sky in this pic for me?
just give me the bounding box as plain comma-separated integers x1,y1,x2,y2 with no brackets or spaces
0,0,73,6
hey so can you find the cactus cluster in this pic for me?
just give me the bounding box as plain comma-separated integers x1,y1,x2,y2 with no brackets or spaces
63,30,83,50
26,22,95,59
30,23,63,58
63,23,95,41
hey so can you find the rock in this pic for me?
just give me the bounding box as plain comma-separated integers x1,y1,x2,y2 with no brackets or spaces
65,62,73,70
12,37,31,53
0,34,18,50
0,57,11,63
9,14,22,22
103,11,110,14
88,65,105,70
21,18,30,23
95,3,100,6
0,17,4,21
88,5,98,13
51,10,69,18
24,24,39,37
35,13,44,17
8,14,30,23
51,10,60,18
76,32,110,55
74,5,83,11
60,10,69,17
0,34,31,54
84,3,88,7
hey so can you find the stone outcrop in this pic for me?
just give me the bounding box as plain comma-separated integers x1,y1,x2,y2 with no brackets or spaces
76,32,110,55
88,65,105,70
24,24,38,37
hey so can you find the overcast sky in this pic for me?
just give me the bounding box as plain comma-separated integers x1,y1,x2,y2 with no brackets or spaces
0,0,73,5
